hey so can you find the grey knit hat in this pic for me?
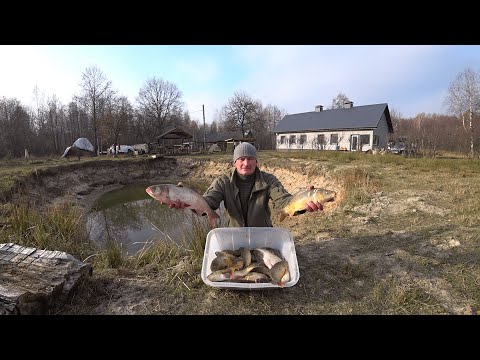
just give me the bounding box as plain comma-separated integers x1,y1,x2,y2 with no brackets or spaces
233,142,257,163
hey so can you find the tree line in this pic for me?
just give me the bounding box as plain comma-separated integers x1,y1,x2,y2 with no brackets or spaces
0,66,479,159
0,65,286,158
391,67,480,158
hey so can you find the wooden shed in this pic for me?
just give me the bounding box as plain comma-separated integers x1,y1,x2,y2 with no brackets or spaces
148,127,193,154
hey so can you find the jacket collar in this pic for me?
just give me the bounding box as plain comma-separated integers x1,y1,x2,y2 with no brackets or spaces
230,168,269,193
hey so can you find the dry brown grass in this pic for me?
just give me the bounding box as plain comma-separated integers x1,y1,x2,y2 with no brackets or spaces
2,151,480,315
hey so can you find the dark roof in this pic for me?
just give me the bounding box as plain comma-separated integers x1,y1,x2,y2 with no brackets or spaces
205,131,254,143
273,103,393,133
155,127,192,140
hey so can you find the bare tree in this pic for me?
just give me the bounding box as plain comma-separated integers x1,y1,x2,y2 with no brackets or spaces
223,91,258,136
77,66,113,155
0,98,32,158
101,95,133,150
136,77,183,142
330,92,351,109
389,107,404,137
263,104,287,149
46,95,63,154
444,68,480,157
210,121,218,133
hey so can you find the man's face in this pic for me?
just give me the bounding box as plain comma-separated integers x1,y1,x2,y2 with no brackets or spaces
234,156,257,176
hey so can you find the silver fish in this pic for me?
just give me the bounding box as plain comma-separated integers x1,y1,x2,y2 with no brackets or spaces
146,183,220,228
252,248,283,269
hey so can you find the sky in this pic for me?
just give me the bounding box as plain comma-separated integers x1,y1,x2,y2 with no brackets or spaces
1,45,479,124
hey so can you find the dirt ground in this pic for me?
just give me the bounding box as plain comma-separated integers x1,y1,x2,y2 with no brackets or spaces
6,155,479,315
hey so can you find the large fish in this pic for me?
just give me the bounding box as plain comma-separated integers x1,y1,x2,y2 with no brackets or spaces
279,187,336,222
145,183,220,228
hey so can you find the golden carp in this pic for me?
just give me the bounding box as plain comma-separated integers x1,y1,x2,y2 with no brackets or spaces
270,260,290,287
146,183,220,228
210,255,234,272
279,187,336,222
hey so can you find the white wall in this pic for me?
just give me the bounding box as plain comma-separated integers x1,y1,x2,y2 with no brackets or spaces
276,130,375,151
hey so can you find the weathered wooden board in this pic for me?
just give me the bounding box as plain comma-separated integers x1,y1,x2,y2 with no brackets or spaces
0,243,92,315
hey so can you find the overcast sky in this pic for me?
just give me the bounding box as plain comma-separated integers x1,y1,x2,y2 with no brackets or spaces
1,45,478,123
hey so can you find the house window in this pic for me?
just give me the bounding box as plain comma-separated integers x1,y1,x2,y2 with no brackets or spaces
280,136,286,144
317,134,325,145
330,134,338,145
373,135,379,145
299,135,307,145
289,135,296,145
360,135,370,146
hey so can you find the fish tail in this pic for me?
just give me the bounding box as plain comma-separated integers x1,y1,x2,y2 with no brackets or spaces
279,210,288,222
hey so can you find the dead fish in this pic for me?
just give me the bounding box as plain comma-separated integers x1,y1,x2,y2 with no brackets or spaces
230,257,244,272
279,187,336,222
239,247,251,267
231,272,271,283
207,268,232,282
244,272,270,283
270,260,290,287
216,250,241,257
210,255,234,272
146,183,220,228
261,247,283,259
252,248,283,269
249,264,271,277
231,263,261,279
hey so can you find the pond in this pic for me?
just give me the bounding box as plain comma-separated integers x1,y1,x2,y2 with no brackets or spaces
86,182,220,255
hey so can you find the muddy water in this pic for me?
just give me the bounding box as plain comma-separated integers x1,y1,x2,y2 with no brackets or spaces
86,182,215,254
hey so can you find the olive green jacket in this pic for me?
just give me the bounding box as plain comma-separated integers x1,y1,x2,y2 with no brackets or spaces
203,168,292,227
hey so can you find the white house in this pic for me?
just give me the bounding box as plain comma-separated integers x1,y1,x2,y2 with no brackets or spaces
273,102,393,152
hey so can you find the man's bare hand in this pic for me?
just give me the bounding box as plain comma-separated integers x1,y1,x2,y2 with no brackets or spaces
305,200,323,212
305,185,323,212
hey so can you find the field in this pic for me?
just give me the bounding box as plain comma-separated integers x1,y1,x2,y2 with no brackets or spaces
1,151,479,315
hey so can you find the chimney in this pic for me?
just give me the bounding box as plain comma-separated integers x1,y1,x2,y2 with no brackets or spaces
344,101,353,109
315,105,323,112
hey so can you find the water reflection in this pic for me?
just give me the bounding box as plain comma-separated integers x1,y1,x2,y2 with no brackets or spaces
87,184,214,255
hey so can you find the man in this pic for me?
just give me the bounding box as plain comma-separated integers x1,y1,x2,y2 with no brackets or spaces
169,142,323,227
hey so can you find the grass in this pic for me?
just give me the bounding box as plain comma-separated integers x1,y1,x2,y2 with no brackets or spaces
1,202,94,260
1,151,480,315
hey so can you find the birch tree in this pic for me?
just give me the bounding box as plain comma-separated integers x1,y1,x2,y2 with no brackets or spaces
330,92,351,109
444,68,480,157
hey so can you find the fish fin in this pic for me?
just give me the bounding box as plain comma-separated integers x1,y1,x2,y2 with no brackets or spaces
279,211,288,222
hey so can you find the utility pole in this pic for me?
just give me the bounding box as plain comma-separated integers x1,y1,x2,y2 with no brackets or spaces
202,104,206,153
